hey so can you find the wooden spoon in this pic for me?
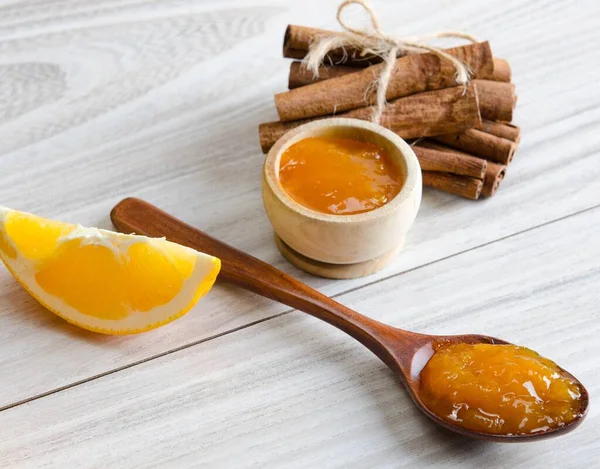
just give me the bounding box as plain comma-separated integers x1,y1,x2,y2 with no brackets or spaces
111,197,589,442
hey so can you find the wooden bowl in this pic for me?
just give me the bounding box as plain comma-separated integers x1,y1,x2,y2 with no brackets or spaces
262,118,421,278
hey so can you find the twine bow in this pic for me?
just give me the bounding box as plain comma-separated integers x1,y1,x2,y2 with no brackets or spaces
303,0,479,123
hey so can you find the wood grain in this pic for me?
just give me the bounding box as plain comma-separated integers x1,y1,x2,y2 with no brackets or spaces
0,0,598,404
0,0,599,464
1,207,599,467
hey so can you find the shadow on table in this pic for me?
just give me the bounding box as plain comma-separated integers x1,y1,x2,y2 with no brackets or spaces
1,277,121,345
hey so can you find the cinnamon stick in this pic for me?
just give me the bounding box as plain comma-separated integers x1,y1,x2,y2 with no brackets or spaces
283,25,512,83
482,162,507,197
476,119,520,143
432,128,517,165
473,80,516,122
259,120,308,153
275,42,493,121
491,58,511,82
422,171,483,200
412,144,487,179
283,25,381,67
289,61,357,89
259,85,481,153
288,60,513,90
418,141,507,197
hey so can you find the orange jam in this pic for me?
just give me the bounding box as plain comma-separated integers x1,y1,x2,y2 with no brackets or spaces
278,136,402,215
419,343,583,435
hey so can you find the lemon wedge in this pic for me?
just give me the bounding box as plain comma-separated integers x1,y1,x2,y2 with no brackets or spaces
0,206,220,334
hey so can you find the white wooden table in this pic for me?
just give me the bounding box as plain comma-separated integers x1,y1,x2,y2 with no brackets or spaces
1,0,599,467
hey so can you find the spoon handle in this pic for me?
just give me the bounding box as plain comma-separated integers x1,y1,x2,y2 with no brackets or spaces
111,198,404,368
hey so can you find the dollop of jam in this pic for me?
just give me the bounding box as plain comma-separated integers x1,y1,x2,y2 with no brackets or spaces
419,343,583,435
278,136,402,215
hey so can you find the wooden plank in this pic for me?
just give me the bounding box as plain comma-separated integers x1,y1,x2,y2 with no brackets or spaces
1,206,599,468
0,0,600,410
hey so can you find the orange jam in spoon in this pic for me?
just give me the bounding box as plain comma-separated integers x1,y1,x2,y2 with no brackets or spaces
419,343,584,435
278,136,402,215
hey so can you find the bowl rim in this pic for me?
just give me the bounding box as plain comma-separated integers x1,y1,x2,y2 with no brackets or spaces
263,117,421,224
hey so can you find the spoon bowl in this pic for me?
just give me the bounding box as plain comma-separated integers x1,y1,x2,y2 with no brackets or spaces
388,331,588,441
110,198,589,442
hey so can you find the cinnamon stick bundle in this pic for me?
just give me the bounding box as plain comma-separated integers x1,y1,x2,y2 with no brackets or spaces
275,42,494,121
287,63,516,121
422,171,483,200
259,85,481,153
283,25,511,82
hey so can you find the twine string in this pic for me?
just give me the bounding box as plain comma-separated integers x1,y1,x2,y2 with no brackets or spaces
303,0,478,123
